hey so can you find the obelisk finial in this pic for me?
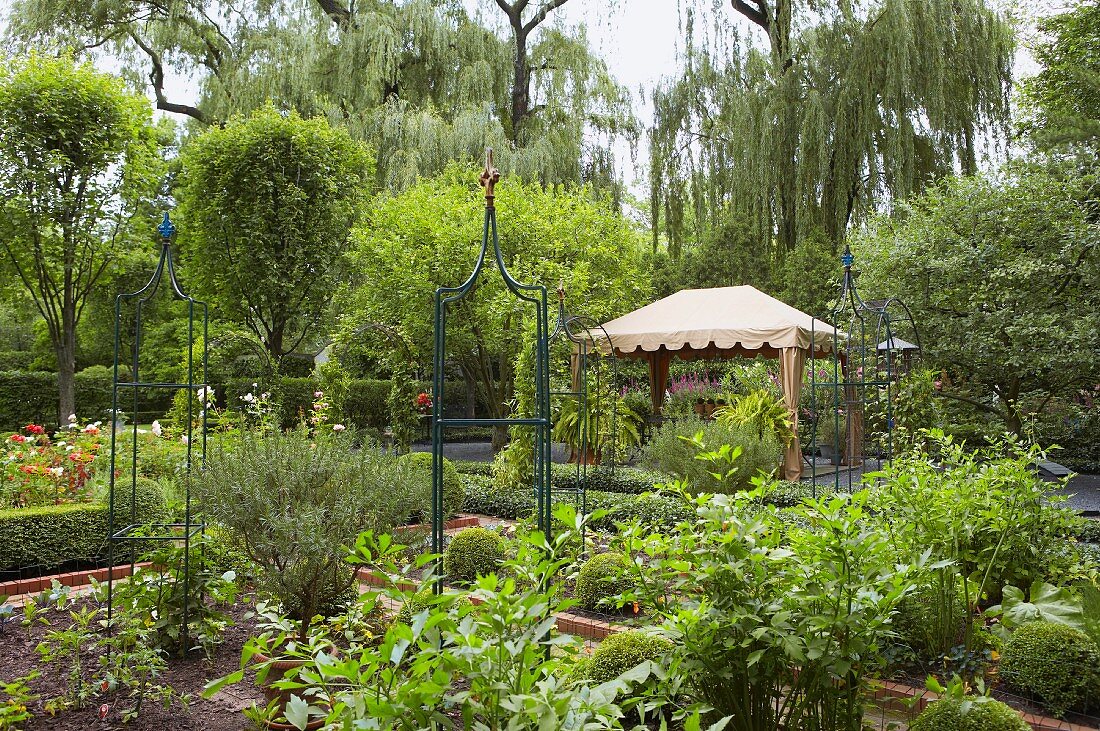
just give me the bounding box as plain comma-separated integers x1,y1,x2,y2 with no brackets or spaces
479,148,501,209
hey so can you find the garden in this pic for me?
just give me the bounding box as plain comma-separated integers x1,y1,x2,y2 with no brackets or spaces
2,0,1100,729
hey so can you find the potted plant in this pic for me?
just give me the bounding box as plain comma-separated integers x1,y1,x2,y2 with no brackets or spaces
196,427,423,726
552,393,641,464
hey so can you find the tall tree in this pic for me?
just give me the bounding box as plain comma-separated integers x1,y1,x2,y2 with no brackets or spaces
0,54,161,423
1022,0,1100,150
345,166,651,450
855,164,1100,434
650,0,1014,261
176,104,373,360
8,0,633,190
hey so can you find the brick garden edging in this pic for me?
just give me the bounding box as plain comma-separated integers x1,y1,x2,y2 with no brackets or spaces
870,679,1097,731
0,561,153,603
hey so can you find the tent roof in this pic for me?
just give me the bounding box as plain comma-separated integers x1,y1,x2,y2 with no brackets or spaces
598,285,835,357
877,337,920,351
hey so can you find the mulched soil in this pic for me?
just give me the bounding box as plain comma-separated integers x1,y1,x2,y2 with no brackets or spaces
1,594,264,731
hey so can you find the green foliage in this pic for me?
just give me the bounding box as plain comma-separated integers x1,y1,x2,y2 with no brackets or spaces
0,371,55,430
575,552,634,612
552,392,641,464
909,697,1030,731
399,452,464,521
178,104,373,359
345,169,651,430
0,351,32,371
341,379,393,429
0,53,161,423
890,369,939,454
100,476,168,528
1000,621,1100,716
393,589,473,628
618,486,918,731
714,389,794,445
443,527,506,585
197,429,419,639
549,465,666,495
987,581,1088,638
890,580,969,662
109,536,238,656
856,165,1100,433
639,416,781,493
0,503,107,571
576,630,673,686
650,0,1012,259
0,670,38,730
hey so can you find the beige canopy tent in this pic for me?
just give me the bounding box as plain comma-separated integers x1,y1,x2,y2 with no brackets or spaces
594,286,835,480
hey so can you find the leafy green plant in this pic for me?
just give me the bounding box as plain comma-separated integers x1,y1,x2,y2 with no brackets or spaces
36,605,99,714
639,416,781,493
999,620,1100,716
575,552,635,612
552,392,641,464
443,526,506,585
616,466,919,731
909,679,1029,731
97,613,183,722
197,428,420,641
986,580,1087,640
0,671,38,731
108,536,238,656
714,389,794,445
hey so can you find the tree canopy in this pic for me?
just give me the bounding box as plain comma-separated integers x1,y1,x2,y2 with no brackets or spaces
854,163,1100,433
176,104,373,360
649,0,1014,266
0,53,161,422
343,166,651,445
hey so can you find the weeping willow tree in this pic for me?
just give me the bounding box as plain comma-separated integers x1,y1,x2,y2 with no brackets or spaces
6,0,635,190
650,0,1014,261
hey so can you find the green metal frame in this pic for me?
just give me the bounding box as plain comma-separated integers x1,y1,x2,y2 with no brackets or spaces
431,151,552,586
107,213,207,653
549,287,620,554
808,244,921,493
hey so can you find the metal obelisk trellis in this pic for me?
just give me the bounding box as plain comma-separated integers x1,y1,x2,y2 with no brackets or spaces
431,151,552,589
107,213,207,653
808,244,921,493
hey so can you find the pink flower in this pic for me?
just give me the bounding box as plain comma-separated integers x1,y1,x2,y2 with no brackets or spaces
332,424,346,432
314,391,323,398
933,380,943,391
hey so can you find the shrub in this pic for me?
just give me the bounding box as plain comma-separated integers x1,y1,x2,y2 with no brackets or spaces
0,502,108,571
73,365,114,424
197,429,421,640
1000,620,1100,716
890,579,969,660
575,552,634,611
0,351,33,371
550,464,666,495
576,630,673,684
639,416,781,492
0,370,55,431
443,527,506,584
909,698,1029,731
98,476,168,527
341,379,391,429
400,452,465,521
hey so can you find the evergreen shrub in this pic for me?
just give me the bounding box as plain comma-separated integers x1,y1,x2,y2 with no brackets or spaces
443,527,506,584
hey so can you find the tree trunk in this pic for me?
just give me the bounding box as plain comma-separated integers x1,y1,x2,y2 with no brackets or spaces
509,25,530,143
55,323,77,427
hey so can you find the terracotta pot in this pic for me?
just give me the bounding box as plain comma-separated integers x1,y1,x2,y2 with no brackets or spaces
253,652,327,730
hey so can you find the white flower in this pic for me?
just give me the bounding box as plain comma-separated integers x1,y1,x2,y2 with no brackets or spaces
49,467,64,477
332,424,346,432
151,420,162,437
65,445,73,451
68,413,77,423
181,435,189,444
252,382,258,388
314,391,323,398
260,392,270,400
241,393,255,404
56,440,66,447
92,421,102,428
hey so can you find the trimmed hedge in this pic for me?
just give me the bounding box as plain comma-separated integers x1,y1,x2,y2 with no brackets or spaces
401,452,464,520
576,630,673,683
575,552,634,610
443,526,507,584
549,465,668,495
0,502,109,571
1001,620,1100,716
909,698,1029,731
0,370,55,430
460,475,694,534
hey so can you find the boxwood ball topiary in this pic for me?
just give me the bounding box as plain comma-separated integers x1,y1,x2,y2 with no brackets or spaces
443,526,506,584
1000,620,1100,716
909,698,1029,731
575,552,635,611
580,630,674,684
401,452,465,520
